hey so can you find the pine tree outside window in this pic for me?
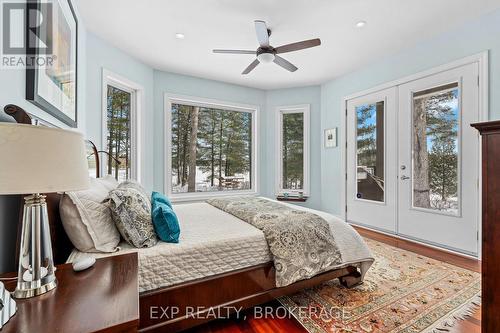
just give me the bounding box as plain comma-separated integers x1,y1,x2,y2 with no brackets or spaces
106,85,132,182
275,105,310,197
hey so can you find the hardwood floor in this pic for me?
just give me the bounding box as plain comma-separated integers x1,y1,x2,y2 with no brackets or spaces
187,226,481,333
187,300,305,333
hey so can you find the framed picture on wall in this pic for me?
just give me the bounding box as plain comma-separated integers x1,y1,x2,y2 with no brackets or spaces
324,128,337,148
26,0,78,127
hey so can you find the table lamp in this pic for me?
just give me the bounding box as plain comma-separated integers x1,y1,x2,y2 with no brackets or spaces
0,123,90,298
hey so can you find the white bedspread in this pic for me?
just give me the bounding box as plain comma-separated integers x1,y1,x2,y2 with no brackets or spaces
67,198,374,292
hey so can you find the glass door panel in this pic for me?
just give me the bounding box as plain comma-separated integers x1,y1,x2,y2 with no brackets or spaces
346,87,397,233
412,83,460,215
356,101,385,202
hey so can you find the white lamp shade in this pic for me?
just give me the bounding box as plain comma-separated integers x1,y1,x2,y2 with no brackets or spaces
0,123,90,194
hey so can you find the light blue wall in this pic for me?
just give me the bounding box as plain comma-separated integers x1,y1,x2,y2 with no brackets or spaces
264,86,322,209
320,9,500,216
152,71,266,193
85,33,155,191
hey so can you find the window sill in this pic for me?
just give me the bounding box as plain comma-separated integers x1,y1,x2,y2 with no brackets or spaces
169,190,258,203
276,196,308,202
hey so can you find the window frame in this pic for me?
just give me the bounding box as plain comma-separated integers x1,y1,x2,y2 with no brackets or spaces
164,93,259,202
275,104,310,197
101,69,143,182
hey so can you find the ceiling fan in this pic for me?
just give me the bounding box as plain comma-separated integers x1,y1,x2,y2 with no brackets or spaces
213,20,321,75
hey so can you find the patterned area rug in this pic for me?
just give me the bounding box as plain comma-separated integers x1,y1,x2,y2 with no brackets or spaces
279,238,480,333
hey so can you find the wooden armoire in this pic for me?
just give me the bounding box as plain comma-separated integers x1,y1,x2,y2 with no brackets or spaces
471,120,500,333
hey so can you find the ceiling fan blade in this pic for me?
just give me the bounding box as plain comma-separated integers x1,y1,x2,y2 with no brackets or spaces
275,38,321,54
242,59,260,75
254,20,270,47
273,55,298,72
213,49,256,54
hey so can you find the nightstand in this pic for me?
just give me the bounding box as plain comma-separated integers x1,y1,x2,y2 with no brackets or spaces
0,253,139,333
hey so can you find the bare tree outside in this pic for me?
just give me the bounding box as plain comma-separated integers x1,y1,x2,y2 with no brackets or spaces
413,97,431,208
187,106,199,192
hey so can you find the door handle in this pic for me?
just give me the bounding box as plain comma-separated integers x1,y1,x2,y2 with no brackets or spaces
400,175,410,180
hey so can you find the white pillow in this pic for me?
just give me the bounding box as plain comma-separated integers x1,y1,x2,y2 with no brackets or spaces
60,176,120,253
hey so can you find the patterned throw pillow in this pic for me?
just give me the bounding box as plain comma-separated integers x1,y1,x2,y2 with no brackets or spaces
106,187,157,248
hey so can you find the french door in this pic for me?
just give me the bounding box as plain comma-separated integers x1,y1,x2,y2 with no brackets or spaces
346,63,479,255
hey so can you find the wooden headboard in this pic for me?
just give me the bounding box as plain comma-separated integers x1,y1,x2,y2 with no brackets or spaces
5,105,100,265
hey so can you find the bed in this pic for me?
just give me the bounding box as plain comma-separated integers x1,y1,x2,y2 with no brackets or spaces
67,201,374,293
8,106,374,333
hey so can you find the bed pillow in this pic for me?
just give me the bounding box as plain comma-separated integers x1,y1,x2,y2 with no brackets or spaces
60,176,120,253
118,179,151,201
106,187,157,248
151,192,179,243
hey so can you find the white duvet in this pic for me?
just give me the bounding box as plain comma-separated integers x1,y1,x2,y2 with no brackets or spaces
67,198,374,292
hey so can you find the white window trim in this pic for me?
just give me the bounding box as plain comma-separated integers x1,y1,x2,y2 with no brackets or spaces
164,93,259,202
101,68,144,182
275,104,310,197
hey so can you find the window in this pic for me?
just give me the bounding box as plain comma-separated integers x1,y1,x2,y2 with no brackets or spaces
166,96,257,199
102,70,142,182
275,105,310,196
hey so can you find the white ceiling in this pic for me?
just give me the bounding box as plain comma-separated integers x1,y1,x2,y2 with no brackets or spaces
76,0,500,90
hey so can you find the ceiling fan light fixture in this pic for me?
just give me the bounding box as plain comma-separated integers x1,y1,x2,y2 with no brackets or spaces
214,20,320,74
257,52,275,63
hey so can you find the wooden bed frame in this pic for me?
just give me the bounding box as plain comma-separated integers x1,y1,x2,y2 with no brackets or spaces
6,105,362,333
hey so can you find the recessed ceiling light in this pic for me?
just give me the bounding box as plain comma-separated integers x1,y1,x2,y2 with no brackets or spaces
356,21,367,28
175,33,185,39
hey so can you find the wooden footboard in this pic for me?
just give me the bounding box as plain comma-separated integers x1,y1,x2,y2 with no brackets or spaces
138,263,359,332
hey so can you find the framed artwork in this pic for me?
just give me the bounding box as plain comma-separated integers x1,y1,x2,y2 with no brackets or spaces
26,0,78,127
324,128,337,148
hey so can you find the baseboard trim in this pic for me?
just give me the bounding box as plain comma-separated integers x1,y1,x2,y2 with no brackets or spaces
349,222,479,260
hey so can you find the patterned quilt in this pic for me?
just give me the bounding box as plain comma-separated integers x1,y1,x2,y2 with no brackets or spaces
206,196,343,287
